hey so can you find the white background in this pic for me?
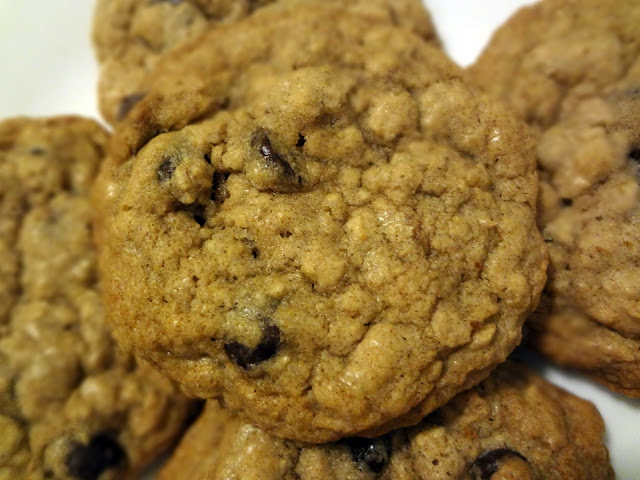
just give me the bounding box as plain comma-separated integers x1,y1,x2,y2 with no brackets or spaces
0,0,637,478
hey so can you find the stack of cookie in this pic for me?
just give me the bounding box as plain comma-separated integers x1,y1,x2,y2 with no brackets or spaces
1,0,636,478
468,0,640,399
0,116,196,480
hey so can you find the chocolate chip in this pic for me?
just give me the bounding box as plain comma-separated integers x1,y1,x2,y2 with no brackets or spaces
211,172,230,203
66,433,125,480
175,202,207,227
157,158,177,182
116,92,145,121
251,131,303,192
469,448,528,479
193,207,206,227
343,436,392,474
630,148,640,162
224,322,281,369
224,342,252,368
256,133,296,175
296,134,306,147
259,324,280,356
28,147,46,155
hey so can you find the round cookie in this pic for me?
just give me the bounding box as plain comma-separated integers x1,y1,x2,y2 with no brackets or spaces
469,0,640,397
92,0,440,125
95,5,547,442
0,117,194,480
158,362,614,480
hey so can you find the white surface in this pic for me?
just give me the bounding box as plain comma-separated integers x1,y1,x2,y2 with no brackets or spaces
0,1,637,478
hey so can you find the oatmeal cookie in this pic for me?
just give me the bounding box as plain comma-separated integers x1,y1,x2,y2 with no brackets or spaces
158,362,613,480
92,0,440,125
469,0,640,396
0,116,193,480
95,5,547,442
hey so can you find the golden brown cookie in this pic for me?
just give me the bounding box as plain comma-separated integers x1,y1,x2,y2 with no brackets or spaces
92,0,440,125
158,362,613,480
469,0,640,397
95,5,547,442
0,116,194,480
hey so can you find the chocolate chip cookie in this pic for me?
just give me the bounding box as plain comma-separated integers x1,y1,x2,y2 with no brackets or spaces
0,116,194,480
95,5,547,442
469,0,640,397
92,0,440,125
158,362,613,480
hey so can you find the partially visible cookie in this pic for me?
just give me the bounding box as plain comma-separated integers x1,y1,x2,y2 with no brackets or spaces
158,362,614,480
95,5,547,442
0,116,194,480
92,0,440,125
469,0,640,396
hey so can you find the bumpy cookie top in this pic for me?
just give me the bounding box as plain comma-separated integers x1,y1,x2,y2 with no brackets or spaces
470,0,640,396
158,362,613,480
92,0,439,125
0,117,193,480
96,5,547,442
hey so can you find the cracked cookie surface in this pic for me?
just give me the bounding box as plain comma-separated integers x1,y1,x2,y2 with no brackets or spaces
92,0,440,125
0,117,193,480
95,5,547,442
469,0,640,397
158,362,613,480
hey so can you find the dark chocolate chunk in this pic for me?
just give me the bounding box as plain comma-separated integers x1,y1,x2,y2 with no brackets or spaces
250,130,303,192
469,448,528,479
28,147,46,155
344,436,392,474
211,172,230,202
296,134,306,147
157,158,177,182
193,209,206,227
224,322,281,369
256,324,280,359
188,204,207,227
116,92,146,121
175,202,207,227
66,433,126,480
256,132,296,176
224,342,253,369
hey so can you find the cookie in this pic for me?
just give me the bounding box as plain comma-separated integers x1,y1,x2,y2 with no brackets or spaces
94,5,547,442
0,116,194,480
158,362,614,480
469,0,640,396
92,0,440,125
